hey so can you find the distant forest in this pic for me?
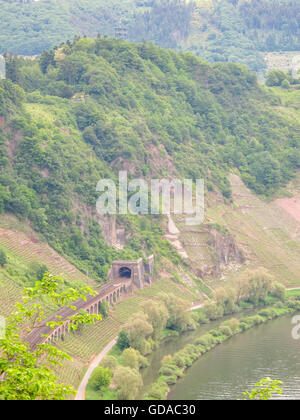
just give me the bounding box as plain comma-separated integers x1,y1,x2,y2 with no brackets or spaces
0,0,300,72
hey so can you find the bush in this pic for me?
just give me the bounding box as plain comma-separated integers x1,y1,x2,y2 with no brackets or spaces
258,308,278,320
281,79,291,89
270,282,286,301
221,318,240,333
88,366,112,391
144,381,168,400
117,330,130,351
0,249,7,267
172,353,186,368
184,344,198,361
99,300,110,318
100,356,118,372
209,329,221,337
120,348,139,370
160,374,177,385
195,333,217,350
159,363,182,378
161,355,173,365
204,303,224,321
113,366,143,400
219,325,233,337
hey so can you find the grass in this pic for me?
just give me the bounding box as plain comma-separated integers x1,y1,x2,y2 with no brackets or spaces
286,289,300,298
85,386,116,401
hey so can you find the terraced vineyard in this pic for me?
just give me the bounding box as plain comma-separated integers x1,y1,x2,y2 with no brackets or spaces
112,296,146,323
0,223,95,288
51,275,200,389
56,317,121,362
206,174,300,287
0,273,23,317
137,277,197,302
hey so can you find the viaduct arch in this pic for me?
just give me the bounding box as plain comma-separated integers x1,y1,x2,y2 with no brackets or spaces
26,256,154,349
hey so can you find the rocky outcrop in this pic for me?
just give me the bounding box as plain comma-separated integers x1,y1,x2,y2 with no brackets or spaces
208,228,245,276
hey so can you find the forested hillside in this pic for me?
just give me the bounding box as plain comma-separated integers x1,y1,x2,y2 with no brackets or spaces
1,38,300,285
1,0,300,73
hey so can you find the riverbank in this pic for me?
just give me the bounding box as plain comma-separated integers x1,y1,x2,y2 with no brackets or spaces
83,287,300,400
145,300,300,400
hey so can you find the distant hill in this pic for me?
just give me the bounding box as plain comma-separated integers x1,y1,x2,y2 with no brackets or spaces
1,0,300,73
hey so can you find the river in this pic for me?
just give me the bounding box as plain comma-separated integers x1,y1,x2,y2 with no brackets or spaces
142,314,300,400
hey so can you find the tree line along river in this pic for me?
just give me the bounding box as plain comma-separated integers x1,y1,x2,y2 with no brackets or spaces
141,314,300,400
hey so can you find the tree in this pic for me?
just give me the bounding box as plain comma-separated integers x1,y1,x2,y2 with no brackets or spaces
0,273,101,400
234,268,274,305
271,282,286,301
120,348,140,370
124,313,153,354
99,300,110,318
247,268,273,304
117,329,130,351
100,355,118,372
88,366,112,391
204,303,224,321
243,377,283,400
266,70,291,87
142,300,169,341
0,249,7,267
215,287,237,314
113,366,143,400
281,79,291,89
158,293,192,331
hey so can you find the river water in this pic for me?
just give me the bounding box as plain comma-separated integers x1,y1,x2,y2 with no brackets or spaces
142,314,300,400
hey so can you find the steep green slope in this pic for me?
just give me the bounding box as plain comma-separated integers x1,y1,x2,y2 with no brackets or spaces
1,38,300,286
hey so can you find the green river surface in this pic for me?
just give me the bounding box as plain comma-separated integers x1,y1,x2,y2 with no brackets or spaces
141,314,300,400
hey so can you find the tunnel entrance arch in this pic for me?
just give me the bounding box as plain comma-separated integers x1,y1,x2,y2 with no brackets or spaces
119,267,132,279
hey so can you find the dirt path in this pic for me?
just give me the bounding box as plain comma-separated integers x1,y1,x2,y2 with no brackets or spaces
165,214,189,259
189,303,205,311
75,338,117,401
74,300,207,400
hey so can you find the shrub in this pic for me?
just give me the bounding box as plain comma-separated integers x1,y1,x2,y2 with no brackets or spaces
159,363,182,378
172,353,186,368
195,334,217,349
144,381,168,400
160,374,177,385
221,318,240,333
204,303,224,321
120,348,140,370
219,325,233,337
239,321,250,332
258,308,278,320
281,79,291,89
88,366,112,391
161,355,173,365
247,315,265,325
113,366,143,400
184,344,198,361
100,356,118,372
209,329,221,337
0,249,7,267
270,282,286,301
117,330,130,351
99,300,110,318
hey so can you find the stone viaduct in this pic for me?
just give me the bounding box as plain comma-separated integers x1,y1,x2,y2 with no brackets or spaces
26,256,154,349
